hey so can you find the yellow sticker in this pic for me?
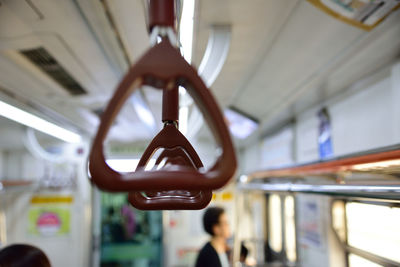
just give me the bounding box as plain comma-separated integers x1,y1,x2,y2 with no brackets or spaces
30,195,73,204
222,192,233,201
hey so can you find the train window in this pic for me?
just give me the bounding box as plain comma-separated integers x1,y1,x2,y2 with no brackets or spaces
268,194,282,253
346,202,400,264
284,195,296,262
348,253,383,267
331,200,346,242
0,211,6,246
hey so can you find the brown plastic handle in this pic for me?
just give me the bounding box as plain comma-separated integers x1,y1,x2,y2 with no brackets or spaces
148,0,175,32
135,124,202,171
155,149,195,167
162,87,179,122
89,39,237,191
129,144,212,210
129,190,212,210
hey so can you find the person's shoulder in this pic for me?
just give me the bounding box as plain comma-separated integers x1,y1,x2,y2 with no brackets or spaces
200,242,210,250
199,242,215,254
195,242,220,267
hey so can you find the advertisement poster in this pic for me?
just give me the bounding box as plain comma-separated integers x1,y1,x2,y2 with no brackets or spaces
28,195,73,237
299,200,324,250
308,0,400,30
318,108,334,159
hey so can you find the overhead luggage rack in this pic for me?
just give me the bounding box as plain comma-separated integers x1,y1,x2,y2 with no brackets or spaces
0,180,37,194
240,145,400,199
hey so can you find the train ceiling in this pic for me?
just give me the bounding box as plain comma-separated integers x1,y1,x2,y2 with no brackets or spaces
0,0,399,149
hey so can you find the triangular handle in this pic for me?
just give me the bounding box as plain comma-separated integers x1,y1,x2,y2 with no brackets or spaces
136,124,203,171
129,142,212,210
128,190,212,210
89,39,237,192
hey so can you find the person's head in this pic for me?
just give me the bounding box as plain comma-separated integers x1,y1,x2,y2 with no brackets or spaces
203,206,231,239
107,206,115,217
0,244,51,267
240,242,249,262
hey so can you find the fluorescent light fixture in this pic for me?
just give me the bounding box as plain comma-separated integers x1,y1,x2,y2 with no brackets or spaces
0,100,81,143
106,159,156,172
224,108,259,139
179,0,195,63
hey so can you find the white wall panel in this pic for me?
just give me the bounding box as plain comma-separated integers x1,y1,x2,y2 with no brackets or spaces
260,126,294,169
330,77,393,156
391,62,400,139
241,141,261,174
0,152,3,178
294,61,400,162
4,151,22,179
1,148,91,267
295,113,319,164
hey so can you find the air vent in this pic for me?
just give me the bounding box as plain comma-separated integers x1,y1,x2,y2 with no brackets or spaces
20,47,87,96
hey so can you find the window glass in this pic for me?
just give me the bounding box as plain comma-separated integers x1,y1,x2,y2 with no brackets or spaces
331,200,346,242
284,196,296,262
0,211,6,246
348,253,382,267
346,202,400,263
269,194,282,252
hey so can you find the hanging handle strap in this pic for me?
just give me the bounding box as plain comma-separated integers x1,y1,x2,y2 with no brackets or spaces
129,145,212,210
89,39,237,192
135,123,202,171
148,0,175,33
89,32,237,194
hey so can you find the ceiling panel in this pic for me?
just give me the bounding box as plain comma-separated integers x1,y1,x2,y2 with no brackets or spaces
194,0,400,143
0,0,155,143
233,1,365,119
106,0,150,63
0,0,399,149
193,0,299,106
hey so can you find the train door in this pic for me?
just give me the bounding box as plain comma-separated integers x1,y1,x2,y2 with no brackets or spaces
97,192,162,267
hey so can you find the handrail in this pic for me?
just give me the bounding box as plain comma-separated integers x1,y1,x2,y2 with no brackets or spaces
247,149,400,181
241,148,400,198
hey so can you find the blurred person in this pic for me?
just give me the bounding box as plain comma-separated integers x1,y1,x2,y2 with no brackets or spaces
102,206,124,243
240,242,248,263
195,206,231,267
0,244,51,267
120,201,136,241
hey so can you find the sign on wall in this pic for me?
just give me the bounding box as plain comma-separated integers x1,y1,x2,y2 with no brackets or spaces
28,195,73,237
318,108,334,159
308,0,400,31
298,200,324,250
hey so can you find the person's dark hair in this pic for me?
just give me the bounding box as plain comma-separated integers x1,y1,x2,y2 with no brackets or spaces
0,244,51,267
203,206,225,236
107,206,115,217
